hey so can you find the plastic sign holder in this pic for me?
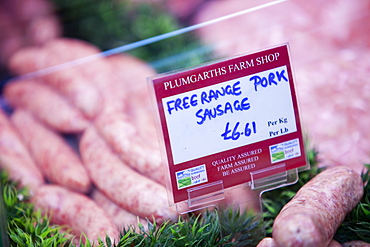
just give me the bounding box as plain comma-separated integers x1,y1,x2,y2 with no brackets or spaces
149,44,309,214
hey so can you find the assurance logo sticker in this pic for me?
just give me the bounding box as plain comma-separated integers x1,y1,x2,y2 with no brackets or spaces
270,138,301,163
176,164,208,189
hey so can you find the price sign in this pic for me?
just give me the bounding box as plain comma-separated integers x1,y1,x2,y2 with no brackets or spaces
151,45,307,204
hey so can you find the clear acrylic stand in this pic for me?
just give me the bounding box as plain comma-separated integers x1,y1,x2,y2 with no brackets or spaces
251,163,298,191
176,180,225,214
174,164,303,215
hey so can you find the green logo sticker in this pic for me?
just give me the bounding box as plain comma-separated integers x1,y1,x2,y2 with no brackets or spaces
176,164,208,189
270,138,301,163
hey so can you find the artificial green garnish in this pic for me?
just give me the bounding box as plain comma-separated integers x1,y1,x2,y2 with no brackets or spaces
1,171,71,247
0,170,264,246
2,144,370,246
0,176,10,246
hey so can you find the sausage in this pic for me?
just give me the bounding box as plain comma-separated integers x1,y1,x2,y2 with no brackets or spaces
256,238,341,247
328,239,342,247
94,111,165,185
26,15,61,46
45,39,129,114
7,40,103,119
0,0,60,66
7,46,46,75
104,53,156,104
3,79,89,133
32,184,119,244
91,189,148,232
104,54,155,106
7,38,100,75
0,109,44,192
41,67,103,119
11,109,91,193
105,54,157,140
6,0,56,24
89,64,127,113
342,240,370,247
43,38,101,63
79,125,178,223
76,57,127,114
256,237,277,247
0,9,23,67
272,166,364,247
41,38,105,118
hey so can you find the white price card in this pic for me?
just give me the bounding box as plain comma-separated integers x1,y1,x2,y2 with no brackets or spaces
150,44,307,203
